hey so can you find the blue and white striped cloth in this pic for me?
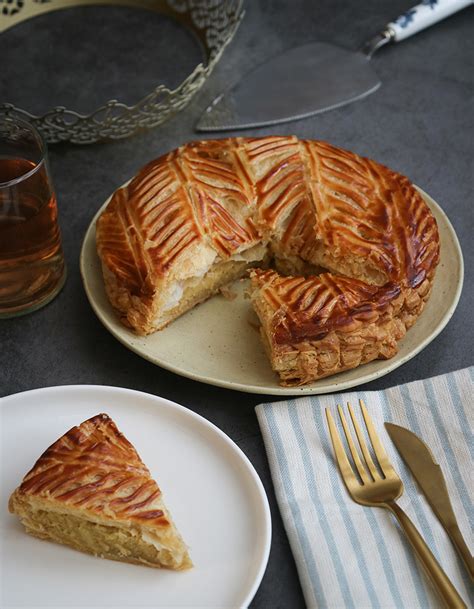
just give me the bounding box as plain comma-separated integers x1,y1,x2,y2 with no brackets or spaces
256,367,473,609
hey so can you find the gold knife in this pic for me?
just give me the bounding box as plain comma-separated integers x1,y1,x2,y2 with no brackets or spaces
385,422,473,579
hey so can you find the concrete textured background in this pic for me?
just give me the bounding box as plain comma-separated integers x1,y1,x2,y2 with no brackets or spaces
1,1,473,607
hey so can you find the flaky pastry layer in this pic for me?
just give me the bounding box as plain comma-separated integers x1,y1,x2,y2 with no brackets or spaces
250,269,432,386
9,414,192,570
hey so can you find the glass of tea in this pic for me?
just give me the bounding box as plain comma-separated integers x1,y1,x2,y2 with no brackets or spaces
0,115,66,317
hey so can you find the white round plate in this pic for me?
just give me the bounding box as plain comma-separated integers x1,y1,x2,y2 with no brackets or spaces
80,187,463,395
1,385,271,609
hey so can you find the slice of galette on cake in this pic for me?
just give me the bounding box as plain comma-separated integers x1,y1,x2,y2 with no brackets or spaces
250,269,408,386
8,413,192,570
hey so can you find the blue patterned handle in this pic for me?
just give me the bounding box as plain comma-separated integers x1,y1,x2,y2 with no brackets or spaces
388,0,472,42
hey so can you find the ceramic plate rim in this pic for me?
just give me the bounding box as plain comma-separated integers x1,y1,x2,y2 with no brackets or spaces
1,384,272,609
80,186,464,395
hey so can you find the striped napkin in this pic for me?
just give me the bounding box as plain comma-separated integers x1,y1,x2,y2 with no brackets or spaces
256,367,473,609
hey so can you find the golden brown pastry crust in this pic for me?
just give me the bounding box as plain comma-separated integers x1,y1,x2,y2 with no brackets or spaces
96,136,439,383
9,414,192,569
250,269,432,385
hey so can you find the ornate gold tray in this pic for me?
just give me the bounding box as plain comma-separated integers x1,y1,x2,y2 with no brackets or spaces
0,0,244,143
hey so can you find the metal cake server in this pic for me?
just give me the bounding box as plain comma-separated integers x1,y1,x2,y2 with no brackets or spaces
385,422,474,579
197,0,472,131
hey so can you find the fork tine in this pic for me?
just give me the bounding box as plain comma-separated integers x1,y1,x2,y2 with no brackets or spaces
337,404,371,484
359,399,395,476
347,401,380,480
325,409,359,490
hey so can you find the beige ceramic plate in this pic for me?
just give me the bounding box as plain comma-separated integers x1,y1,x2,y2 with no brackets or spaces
80,187,463,395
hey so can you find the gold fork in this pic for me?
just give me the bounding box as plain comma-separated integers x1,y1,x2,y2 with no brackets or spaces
326,399,466,609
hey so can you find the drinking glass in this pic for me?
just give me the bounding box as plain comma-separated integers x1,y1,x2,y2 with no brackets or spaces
0,115,66,317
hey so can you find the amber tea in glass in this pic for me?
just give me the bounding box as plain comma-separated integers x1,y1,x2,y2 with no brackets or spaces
0,116,66,317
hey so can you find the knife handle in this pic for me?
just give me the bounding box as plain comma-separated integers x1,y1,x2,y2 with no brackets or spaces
387,501,467,609
387,0,472,42
449,524,474,580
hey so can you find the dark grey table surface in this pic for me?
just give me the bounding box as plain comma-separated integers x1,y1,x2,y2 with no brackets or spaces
2,1,473,607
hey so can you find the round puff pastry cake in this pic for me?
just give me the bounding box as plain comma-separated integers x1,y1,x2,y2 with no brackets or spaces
96,136,439,386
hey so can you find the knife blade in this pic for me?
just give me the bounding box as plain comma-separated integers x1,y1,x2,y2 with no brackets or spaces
385,422,473,579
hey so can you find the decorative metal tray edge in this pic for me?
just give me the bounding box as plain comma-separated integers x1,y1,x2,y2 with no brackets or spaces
0,0,244,144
